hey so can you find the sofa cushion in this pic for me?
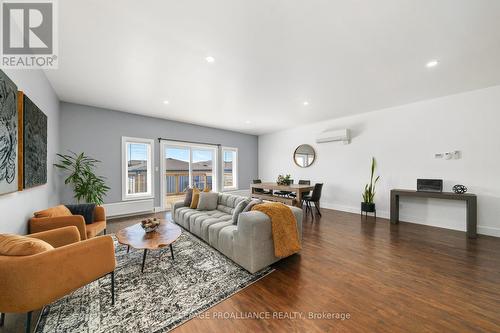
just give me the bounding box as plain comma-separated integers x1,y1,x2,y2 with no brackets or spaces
183,188,194,207
0,234,53,256
242,199,263,212
190,188,201,209
197,192,219,211
208,221,234,248
34,205,72,218
65,204,95,224
217,193,248,215
189,212,231,241
232,198,251,224
217,225,237,258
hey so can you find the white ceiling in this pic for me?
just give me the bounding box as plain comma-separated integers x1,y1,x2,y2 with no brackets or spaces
46,0,500,135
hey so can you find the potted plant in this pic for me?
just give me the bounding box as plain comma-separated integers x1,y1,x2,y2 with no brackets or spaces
277,174,292,186
54,151,110,205
361,157,380,215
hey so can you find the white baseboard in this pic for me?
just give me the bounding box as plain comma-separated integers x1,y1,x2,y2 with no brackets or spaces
477,225,500,237
154,206,168,213
103,199,154,218
320,201,499,238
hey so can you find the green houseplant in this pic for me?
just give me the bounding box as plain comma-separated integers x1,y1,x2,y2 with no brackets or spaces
276,174,292,186
361,157,380,215
54,151,110,205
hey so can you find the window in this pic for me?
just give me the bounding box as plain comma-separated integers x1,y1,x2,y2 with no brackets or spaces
222,147,238,191
122,137,154,200
161,141,219,210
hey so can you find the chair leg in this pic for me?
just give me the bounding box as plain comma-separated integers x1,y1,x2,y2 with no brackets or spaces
110,271,115,305
307,201,313,220
0,312,5,326
26,311,32,333
315,201,322,216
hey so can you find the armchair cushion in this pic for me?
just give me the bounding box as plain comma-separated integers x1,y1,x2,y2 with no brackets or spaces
85,220,106,239
34,205,72,218
65,203,96,224
0,234,53,256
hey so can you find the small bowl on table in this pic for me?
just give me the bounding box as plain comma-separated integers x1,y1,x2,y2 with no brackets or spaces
141,218,161,233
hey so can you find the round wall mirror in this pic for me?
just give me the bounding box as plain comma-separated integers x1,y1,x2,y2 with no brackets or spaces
293,144,316,168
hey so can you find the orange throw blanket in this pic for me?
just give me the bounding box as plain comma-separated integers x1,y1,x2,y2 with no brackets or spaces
251,202,301,257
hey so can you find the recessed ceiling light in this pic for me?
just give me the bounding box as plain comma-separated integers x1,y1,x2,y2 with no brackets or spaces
244,120,251,124
426,60,439,68
303,101,309,106
163,100,169,105
205,56,215,63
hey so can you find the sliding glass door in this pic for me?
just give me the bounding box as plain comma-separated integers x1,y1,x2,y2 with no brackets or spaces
191,148,214,191
161,141,218,210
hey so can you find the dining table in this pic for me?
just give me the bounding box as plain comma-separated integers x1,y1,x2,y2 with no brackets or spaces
250,182,314,207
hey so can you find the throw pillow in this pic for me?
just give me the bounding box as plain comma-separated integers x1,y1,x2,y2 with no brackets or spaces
242,199,263,213
232,198,251,225
197,192,219,210
203,187,210,192
190,188,201,209
34,205,72,218
65,204,96,225
184,188,194,207
0,234,54,256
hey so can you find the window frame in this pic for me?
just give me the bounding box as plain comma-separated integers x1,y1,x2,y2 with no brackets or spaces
222,146,238,191
122,136,154,201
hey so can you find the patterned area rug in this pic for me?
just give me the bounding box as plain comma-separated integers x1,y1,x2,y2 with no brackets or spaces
35,229,273,333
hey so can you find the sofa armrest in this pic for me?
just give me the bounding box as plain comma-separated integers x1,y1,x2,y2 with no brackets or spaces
29,215,87,240
289,206,303,239
233,207,303,273
172,201,185,215
94,206,106,222
0,235,116,313
236,207,303,243
28,226,81,248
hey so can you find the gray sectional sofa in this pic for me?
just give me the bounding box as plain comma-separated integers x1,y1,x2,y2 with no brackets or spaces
172,193,303,273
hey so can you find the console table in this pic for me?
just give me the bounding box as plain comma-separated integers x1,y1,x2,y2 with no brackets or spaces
390,189,477,238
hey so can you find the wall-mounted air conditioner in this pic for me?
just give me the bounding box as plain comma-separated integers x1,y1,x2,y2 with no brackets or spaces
316,128,350,144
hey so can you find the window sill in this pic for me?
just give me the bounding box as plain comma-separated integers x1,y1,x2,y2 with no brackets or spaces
122,195,154,201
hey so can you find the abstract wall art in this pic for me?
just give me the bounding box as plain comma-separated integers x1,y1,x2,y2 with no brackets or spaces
21,92,47,188
0,70,18,195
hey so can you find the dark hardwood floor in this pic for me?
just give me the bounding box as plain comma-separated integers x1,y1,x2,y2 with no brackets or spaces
2,208,500,332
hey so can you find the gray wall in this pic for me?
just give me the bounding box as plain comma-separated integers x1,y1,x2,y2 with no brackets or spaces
59,102,258,207
0,69,60,234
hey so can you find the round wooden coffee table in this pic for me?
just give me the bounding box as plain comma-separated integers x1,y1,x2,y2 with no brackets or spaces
116,220,182,273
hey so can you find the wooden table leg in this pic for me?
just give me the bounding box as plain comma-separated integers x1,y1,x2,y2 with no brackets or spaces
466,197,477,239
390,192,399,224
296,190,303,208
141,249,148,273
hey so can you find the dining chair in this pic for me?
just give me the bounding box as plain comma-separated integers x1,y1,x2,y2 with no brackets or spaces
289,180,311,203
252,179,273,195
303,183,323,219
275,179,294,197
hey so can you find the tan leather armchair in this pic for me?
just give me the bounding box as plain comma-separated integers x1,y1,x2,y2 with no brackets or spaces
29,206,107,240
0,226,116,332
